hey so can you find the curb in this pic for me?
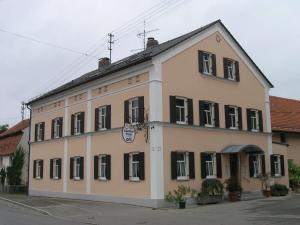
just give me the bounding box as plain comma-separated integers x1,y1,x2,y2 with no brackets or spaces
0,196,52,216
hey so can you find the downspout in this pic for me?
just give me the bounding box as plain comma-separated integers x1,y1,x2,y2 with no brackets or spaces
26,104,32,196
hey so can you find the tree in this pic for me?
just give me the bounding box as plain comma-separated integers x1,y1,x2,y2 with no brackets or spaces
6,147,25,185
0,168,6,185
0,124,9,134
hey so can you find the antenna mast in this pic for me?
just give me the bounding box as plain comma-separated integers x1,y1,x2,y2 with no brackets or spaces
21,101,25,120
137,20,159,51
108,33,115,62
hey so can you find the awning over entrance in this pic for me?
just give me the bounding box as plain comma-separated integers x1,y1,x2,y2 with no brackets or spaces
221,145,264,154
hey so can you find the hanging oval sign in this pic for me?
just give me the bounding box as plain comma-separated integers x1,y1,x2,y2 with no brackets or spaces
122,123,135,143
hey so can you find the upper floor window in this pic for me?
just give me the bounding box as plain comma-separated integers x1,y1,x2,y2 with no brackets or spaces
170,96,193,125
225,105,242,130
70,156,84,180
35,122,45,142
124,152,145,181
205,153,216,178
229,106,238,129
201,152,222,179
223,58,240,81
95,105,111,131
50,158,61,179
71,112,84,135
33,159,43,179
280,133,287,143
171,151,195,180
51,117,63,139
198,51,216,76
199,101,219,128
94,154,111,181
247,109,263,132
124,97,144,125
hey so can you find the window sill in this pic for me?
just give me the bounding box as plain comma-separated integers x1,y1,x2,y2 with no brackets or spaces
201,73,239,84
177,177,189,181
205,124,215,128
176,122,188,125
229,127,238,130
98,177,107,181
73,177,81,181
130,178,140,182
35,177,42,180
206,176,217,179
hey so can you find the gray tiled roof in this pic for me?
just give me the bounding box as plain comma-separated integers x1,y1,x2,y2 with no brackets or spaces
27,20,273,105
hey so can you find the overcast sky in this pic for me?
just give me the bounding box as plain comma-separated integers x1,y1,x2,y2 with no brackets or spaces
0,0,299,126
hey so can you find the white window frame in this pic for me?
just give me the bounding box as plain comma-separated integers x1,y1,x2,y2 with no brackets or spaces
36,123,43,141
204,102,215,127
53,118,61,138
253,154,262,178
98,106,107,130
250,110,259,132
176,152,189,180
74,113,81,135
274,155,281,177
73,157,81,180
175,97,188,125
229,106,239,129
203,52,213,75
227,59,236,81
98,155,107,180
129,152,140,181
205,153,217,178
129,98,139,125
53,159,59,179
36,160,42,179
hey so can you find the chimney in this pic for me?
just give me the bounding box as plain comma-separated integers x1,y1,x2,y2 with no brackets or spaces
98,57,110,68
146,37,159,49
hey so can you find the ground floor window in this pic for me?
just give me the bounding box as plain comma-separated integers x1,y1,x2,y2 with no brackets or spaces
176,152,189,180
124,152,145,181
70,157,83,180
130,153,140,181
51,158,61,179
99,155,107,180
253,155,262,178
271,154,285,177
33,159,43,179
274,155,281,176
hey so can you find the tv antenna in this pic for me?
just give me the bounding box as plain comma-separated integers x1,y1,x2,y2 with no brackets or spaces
108,33,115,62
21,101,25,120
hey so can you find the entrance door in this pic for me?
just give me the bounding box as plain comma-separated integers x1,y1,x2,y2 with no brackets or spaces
230,153,239,178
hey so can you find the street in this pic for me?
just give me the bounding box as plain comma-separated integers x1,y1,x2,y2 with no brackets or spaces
0,194,300,225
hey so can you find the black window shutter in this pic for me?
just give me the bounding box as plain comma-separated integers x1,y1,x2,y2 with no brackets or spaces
224,105,230,128
40,160,43,179
106,105,111,129
270,155,275,176
258,110,263,132
139,152,145,180
214,103,220,128
171,151,177,180
59,118,63,137
106,155,111,180
80,112,85,134
235,61,240,82
238,107,243,130
212,54,217,76
169,96,176,124
58,159,62,179
280,155,285,176
249,154,254,177
124,153,129,180
80,157,84,179
51,119,54,139
34,124,38,141
71,114,75,135
189,152,195,179
124,100,129,124
50,159,53,179
94,155,99,179
246,109,252,131
41,122,45,141
33,160,36,178
199,101,206,127
216,153,222,178
187,98,193,125
223,58,228,79
261,155,266,175
70,157,74,179
198,50,204,73
138,96,145,124
201,153,206,179
95,108,99,131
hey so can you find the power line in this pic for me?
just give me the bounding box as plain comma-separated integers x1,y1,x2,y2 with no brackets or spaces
0,28,98,58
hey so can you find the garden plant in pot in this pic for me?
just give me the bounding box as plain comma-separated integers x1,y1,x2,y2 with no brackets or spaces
271,184,289,196
225,178,242,201
197,179,224,205
259,172,272,197
289,162,300,193
165,185,196,209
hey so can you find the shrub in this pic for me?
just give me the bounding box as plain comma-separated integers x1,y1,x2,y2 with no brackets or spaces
165,185,196,205
201,179,224,196
271,184,288,196
0,168,6,185
288,162,300,189
225,178,242,193
6,147,25,185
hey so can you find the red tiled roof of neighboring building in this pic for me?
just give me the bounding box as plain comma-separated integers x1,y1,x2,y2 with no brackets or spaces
270,96,300,133
0,134,22,156
0,119,29,138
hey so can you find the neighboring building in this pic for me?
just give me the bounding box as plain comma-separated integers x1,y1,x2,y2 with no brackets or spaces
27,20,288,208
270,96,300,166
0,119,30,185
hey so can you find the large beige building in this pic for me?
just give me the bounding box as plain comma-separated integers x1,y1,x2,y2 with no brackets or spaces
27,20,288,207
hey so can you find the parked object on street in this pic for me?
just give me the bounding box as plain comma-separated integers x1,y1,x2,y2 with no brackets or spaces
225,178,242,201
165,185,196,209
196,179,223,205
271,184,289,196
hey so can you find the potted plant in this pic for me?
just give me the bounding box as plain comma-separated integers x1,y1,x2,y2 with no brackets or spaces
165,185,196,209
225,178,242,201
259,172,272,197
271,184,289,196
197,179,224,205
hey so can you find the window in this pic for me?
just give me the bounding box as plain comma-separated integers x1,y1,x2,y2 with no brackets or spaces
73,113,83,135
98,155,107,180
176,152,189,180
250,110,259,131
229,106,238,129
129,98,139,124
253,155,262,178
203,52,213,75
98,106,107,130
73,157,81,180
176,97,188,124
130,153,140,181
36,160,42,179
274,155,281,177
53,118,62,138
227,60,236,80
205,153,216,178
36,122,44,141
53,159,60,179
280,133,287,143
204,102,215,127
224,58,239,81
